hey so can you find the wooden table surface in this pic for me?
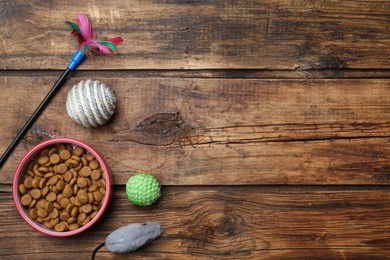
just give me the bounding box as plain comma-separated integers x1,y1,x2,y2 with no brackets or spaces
1,1,389,259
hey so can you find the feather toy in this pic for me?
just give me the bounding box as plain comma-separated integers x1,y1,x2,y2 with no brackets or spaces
0,13,123,168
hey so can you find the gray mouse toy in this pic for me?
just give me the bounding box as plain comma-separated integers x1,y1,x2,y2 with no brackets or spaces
92,222,163,259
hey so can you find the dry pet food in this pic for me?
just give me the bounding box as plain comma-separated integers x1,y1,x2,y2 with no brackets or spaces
18,144,106,232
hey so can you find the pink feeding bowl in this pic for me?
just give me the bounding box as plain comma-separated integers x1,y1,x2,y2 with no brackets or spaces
13,137,112,237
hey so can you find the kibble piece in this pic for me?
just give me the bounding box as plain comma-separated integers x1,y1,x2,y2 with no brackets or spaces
90,210,98,219
42,215,51,222
67,217,77,224
39,178,47,189
77,189,87,197
71,154,81,161
50,218,60,227
36,199,46,209
88,184,98,193
21,194,33,206
24,177,33,189
73,197,82,207
43,161,52,167
44,172,54,179
50,153,61,164
46,192,57,202
56,194,64,204
85,152,95,161
81,204,92,214
38,156,50,165
56,180,65,191
29,208,38,219
28,161,35,170
77,177,88,189
32,178,41,189
81,216,91,226
37,208,48,218
73,184,79,195
18,184,28,195
70,177,77,186
27,169,35,177
29,199,37,208
36,217,43,223
60,150,71,160
52,187,60,195
33,168,43,177
87,193,95,204
93,191,103,202
71,207,78,217
53,202,62,209
41,186,49,197
69,223,80,231
54,222,67,232
69,159,80,168
48,147,58,156
71,169,78,179
80,166,92,177
30,189,42,200
74,163,83,172
38,166,49,173
60,198,71,209
60,211,70,221
49,208,59,219
63,185,73,198
57,163,68,174
77,212,87,224
44,221,54,229
64,203,72,213
73,146,84,156
81,157,88,166
78,195,88,205
48,176,59,186
100,179,106,189
91,170,101,181
57,144,66,152
40,148,50,156
45,201,54,212
89,160,99,170
64,171,73,182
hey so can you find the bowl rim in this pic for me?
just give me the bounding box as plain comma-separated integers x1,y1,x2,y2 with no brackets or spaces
13,137,112,237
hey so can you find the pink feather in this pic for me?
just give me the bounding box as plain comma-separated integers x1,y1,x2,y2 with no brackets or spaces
84,40,111,54
68,13,123,55
76,13,93,41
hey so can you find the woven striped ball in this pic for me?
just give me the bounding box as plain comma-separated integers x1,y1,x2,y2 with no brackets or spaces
66,79,116,127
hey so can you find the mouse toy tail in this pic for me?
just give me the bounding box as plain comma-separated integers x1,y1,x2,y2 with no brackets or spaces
91,242,105,260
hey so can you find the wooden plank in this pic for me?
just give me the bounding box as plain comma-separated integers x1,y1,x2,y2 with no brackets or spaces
0,0,389,70
1,186,390,259
0,75,389,184
2,69,390,80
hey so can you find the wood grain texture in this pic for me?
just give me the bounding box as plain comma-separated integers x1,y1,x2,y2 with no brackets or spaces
0,0,389,70
1,186,390,259
1,75,389,185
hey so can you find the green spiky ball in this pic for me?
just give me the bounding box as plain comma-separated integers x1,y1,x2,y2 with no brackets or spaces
126,173,161,206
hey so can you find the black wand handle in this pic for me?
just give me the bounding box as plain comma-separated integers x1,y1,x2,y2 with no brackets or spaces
0,68,72,169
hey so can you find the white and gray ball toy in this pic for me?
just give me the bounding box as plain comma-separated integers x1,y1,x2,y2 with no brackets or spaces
66,79,116,127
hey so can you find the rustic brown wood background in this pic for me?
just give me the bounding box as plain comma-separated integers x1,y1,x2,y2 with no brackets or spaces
1,0,389,259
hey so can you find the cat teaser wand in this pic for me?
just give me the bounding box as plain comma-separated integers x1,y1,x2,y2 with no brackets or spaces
0,13,123,169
